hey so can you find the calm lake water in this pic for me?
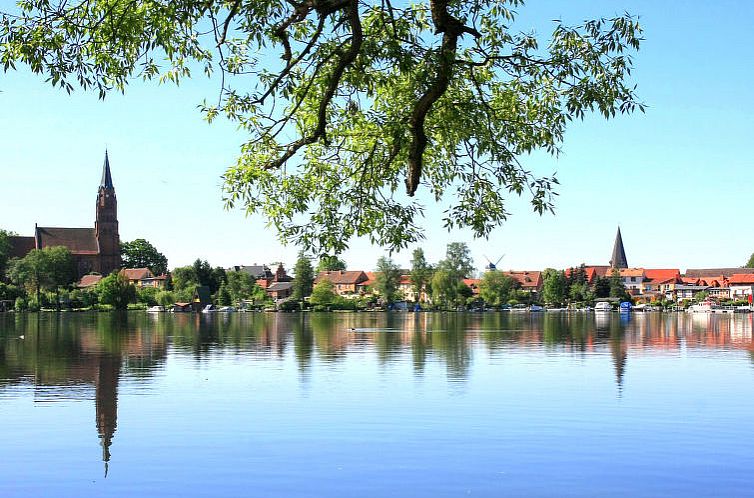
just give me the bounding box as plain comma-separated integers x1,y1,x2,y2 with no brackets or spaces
2,311,754,497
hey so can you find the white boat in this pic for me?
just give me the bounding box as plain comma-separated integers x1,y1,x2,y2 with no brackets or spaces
594,302,612,312
218,306,236,313
201,304,217,313
146,305,165,313
529,305,544,312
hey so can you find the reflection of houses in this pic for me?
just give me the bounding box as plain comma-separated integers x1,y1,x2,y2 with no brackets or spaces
315,270,369,297
120,268,167,288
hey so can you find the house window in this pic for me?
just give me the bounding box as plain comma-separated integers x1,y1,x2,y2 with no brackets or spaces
630,277,636,282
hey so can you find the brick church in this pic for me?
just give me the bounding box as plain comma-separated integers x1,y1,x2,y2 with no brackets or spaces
8,152,121,278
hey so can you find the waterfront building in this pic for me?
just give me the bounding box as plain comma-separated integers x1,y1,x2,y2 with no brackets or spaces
501,270,542,295
7,152,121,278
315,270,369,297
728,274,754,300
119,268,167,289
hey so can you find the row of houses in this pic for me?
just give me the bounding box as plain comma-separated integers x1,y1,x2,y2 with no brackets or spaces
312,265,754,304
560,266,754,303
75,259,754,306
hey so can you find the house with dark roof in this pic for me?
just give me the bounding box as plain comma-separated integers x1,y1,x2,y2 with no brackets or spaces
266,281,293,301
684,268,754,279
192,286,212,312
8,152,121,278
227,264,274,280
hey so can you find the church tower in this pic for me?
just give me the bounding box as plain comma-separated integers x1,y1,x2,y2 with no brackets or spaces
95,151,121,275
609,227,628,269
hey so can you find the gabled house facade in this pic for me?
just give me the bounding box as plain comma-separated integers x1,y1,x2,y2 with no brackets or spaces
728,274,754,300
120,268,167,289
315,270,369,297
502,271,542,295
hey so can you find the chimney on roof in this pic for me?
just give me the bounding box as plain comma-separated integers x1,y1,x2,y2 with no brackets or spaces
610,227,628,269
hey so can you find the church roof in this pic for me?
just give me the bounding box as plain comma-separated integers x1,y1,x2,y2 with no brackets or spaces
610,227,628,269
36,227,99,254
7,236,36,258
101,151,114,189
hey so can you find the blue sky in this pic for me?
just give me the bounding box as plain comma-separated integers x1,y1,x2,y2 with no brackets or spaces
2,0,753,274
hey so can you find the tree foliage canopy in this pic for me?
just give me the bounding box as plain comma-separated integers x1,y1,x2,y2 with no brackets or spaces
1,1,643,252
97,272,137,310
292,251,315,299
373,255,401,304
121,238,169,275
409,248,432,302
478,269,517,306
7,246,76,297
316,255,347,272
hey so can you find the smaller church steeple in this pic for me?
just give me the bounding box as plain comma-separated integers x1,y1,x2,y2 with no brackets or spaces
610,227,628,269
101,150,114,189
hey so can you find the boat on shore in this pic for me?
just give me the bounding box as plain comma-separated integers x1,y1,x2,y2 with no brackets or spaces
594,302,612,312
687,299,736,314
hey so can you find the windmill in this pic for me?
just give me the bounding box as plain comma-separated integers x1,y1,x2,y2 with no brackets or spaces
483,254,505,272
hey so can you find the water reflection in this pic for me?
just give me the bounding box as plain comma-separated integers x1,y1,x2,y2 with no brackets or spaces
3,311,754,473
0,313,167,475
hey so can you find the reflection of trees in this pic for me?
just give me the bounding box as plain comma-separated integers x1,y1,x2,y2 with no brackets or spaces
427,314,471,380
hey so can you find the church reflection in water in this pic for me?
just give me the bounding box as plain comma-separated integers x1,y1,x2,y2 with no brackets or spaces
96,351,120,476
3,310,754,472
0,313,167,476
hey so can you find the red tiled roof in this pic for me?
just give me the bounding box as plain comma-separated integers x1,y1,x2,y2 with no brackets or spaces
463,278,481,295
7,236,36,259
315,270,369,285
120,268,153,280
729,274,754,284
77,274,103,288
619,268,645,278
649,277,678,285
644,269,680,281
37,227,98,253
502,271,542,289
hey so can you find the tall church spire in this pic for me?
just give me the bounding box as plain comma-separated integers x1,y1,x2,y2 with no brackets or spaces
101,150,114,189
610,227,628,269
95,151,120,275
